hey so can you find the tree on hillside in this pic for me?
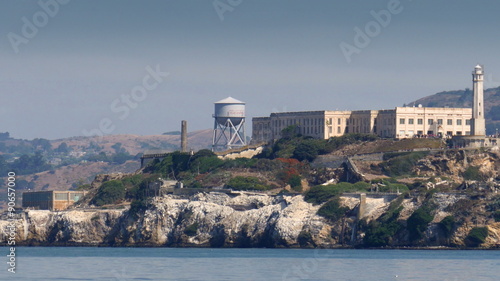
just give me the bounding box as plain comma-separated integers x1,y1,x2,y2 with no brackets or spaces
111,143,126,154
293,142,319,162
32,138,52,152
9,151,52,175
55,142,71,154
489,105,500,121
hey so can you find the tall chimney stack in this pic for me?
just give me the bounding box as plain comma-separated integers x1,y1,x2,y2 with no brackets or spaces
181,120,188,152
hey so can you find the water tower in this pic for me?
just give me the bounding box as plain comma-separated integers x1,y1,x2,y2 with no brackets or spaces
212,97,247,151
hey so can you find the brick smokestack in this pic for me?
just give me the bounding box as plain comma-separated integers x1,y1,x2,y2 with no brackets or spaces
181,120,188,152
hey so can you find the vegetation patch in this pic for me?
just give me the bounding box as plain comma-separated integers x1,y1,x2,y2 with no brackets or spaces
407,206,434,243
305,182,370,205
380,151,429,177
363,194,405,247
91,180,125,206
317,198,349,222
225,176,270,191
463,166,484,181
297,230,316,247
438,216,455,238
128,199,149,218
184,223,199,237
493,211,500,222
464,227,488,247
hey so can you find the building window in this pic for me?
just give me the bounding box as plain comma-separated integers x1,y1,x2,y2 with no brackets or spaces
457,119,462,125
437,119,443,125
466,119,471,125
329,127,332,134
337,127,341,134
418,119,423,125
427,130,434,135
466,131,471,135
456,131,462,135
417,130,423,135
399,130,405,135
446,131,453,136
428,119,434,125
329,118,332,125
338,118,341,125
447,119,453,125
408,118,414,125
400,118,405,124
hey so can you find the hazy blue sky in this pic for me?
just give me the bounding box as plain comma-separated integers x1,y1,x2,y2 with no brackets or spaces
2,0,500,139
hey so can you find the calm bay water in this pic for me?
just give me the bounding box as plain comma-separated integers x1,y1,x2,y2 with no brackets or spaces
1,247,499,281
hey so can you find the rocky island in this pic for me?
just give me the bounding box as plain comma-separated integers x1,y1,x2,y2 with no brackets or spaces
2,136,500,249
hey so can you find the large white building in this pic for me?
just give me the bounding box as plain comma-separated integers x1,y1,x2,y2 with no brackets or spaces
252,106,472,143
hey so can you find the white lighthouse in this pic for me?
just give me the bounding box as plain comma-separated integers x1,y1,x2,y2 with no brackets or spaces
471,64,486,136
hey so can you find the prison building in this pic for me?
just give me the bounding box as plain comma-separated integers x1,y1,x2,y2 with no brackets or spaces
252,106,472,143
22,190,87,211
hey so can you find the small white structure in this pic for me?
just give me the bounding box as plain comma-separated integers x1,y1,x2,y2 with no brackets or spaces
212,97,247,151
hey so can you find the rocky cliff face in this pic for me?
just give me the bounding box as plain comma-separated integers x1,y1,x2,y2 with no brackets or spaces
414,149,500,182
0,193,335,247
2,191,500,248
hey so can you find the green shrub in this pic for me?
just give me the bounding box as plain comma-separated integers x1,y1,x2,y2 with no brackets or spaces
288,174,302,191
363,221,394,247
129,199,149,218
407,206,434,242
317,198,349,221
439,216,455,238
463,166,483,181
304,185,341,205
225,176,269,191
380,151,429,177
297,230,315,247
91,180,125,206
353,181,370,190
190,156,224,174
184,223,199,237
494,211,500,222
464,227,488,247
292,141,320,162
363,200,404,247
305,182,370,205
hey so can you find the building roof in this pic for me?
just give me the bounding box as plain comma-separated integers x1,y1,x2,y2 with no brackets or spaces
214,97,245,104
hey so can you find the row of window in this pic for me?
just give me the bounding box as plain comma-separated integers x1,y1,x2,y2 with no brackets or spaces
328,127,343,134
274,118,324,127
327,118,343,125
397,130,470,136
399,118,471,126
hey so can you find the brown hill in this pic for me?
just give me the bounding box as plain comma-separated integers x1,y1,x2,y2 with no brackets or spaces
51,129,213,155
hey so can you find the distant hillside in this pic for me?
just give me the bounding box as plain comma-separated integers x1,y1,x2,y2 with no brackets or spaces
0,129,213,210
51,129,213,156
408,87,500,135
